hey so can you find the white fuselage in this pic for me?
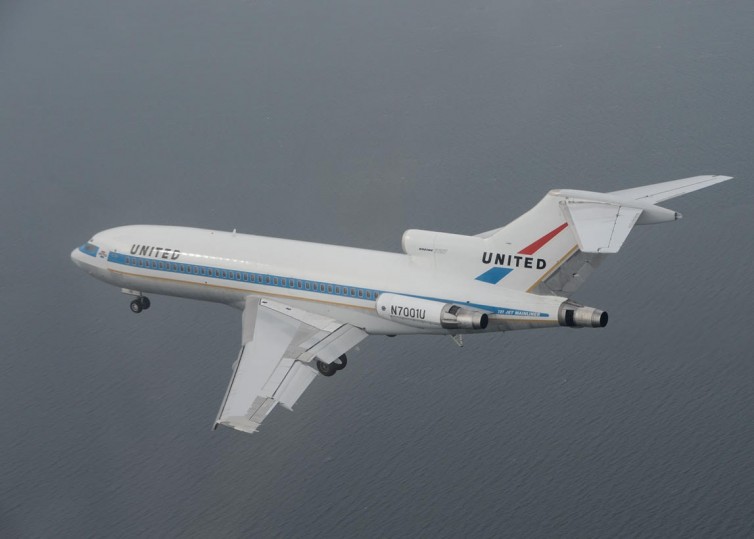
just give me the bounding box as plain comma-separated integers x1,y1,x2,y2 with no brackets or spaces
71,225,567,335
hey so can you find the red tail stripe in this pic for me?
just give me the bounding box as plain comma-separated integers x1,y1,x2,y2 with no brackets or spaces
518,223,568,255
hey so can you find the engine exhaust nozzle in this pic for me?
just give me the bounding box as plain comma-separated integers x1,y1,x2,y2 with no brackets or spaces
558,301,608,328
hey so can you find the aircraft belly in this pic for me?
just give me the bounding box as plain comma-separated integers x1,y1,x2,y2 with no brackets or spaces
104,266,431,334
108,270,245,305
253,296,432,335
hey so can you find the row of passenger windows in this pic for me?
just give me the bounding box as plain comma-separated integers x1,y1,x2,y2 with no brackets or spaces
122,255,379,300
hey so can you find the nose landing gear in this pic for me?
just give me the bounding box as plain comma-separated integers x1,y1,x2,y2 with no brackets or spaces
129,296,151,313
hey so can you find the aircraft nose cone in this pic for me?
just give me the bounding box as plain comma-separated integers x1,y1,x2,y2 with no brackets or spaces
71,247,86,269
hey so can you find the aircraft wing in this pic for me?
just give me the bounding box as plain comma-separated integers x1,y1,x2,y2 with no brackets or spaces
609,175,733,204
214,297,368,434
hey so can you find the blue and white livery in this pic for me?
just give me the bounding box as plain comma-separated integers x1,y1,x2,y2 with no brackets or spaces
71,175,732,434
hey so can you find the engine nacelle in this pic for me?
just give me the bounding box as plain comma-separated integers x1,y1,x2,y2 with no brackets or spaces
401,229,485,257
376,293,489,330
558,301,608,328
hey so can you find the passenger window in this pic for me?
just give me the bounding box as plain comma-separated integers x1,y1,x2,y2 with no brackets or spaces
243,273,249,282
335,286,341,294
193,266,198,274
273,278,278,285
327,285,333,293
297,280,302,289
319,284,325,292
305,282,310,290
158,262,164,269
358,290,363,298
366,291,372,299
350,288,355,296
265,276,271,284
171,263,177,271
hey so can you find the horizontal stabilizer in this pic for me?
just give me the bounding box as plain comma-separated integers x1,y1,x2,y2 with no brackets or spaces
609,175,732,204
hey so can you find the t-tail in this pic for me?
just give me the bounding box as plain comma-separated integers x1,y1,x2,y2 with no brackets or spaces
402,175,733,297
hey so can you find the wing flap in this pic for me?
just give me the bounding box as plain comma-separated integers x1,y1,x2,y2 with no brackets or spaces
215,307,301,431
214,298,368,434
277,362,319,411
301,325,367,363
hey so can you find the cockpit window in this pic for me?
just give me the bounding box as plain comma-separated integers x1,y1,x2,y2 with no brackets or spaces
79,242,99,256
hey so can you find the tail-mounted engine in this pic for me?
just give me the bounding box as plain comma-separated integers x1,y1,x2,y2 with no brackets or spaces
558,301,608,328
376,293,488,330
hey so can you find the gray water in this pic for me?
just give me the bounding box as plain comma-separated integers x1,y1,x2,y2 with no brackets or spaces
1,1,753,537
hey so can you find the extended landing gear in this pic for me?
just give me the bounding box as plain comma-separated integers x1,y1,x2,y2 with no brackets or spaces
316,354,347,377
129,296,151,314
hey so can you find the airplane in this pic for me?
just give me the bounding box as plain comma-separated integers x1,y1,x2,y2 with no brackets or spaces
71,175,732,434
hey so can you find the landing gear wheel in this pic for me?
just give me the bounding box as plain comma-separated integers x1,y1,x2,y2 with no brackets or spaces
316,359,337,377
333,354,347,371
139,296,151,310
130,299,143,313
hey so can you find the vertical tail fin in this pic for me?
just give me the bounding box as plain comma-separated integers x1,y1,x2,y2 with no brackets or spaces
478,194,584,294
476,175,732,296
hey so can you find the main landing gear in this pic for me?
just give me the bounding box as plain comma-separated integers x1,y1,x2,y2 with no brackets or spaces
316,354,347,377
129,296,151,314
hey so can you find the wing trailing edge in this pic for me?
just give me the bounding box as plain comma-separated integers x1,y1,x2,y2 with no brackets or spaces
214,297,367,434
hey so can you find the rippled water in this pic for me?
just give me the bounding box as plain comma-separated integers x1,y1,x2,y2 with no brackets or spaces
1,1,753,537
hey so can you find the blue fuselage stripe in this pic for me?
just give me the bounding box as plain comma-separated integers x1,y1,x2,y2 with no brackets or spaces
105,252,550,317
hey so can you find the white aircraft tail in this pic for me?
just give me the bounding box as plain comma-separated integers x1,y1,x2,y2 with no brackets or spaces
476,175,732,296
